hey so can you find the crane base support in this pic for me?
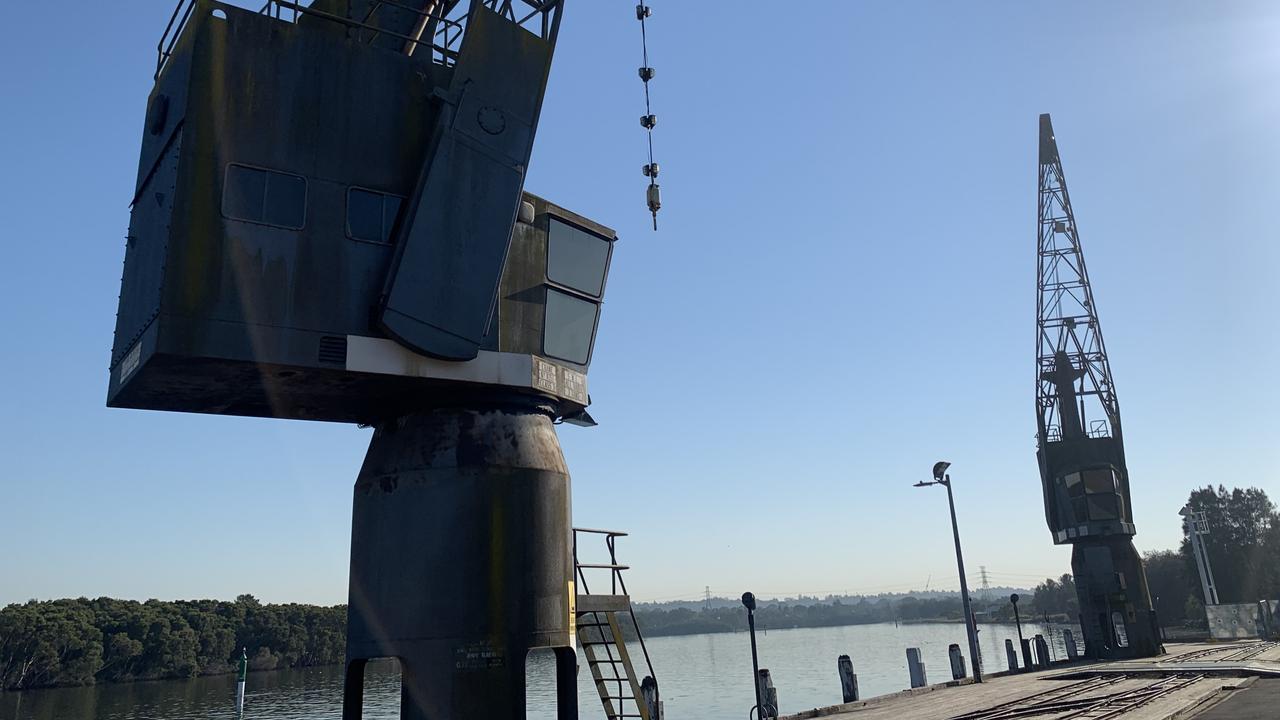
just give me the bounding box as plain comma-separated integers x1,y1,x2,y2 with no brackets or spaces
1071,538,1163,660
341,401,578,719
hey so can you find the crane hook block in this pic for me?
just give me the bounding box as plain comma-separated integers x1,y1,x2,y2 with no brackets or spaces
643,163,659,178
646,183,661,213
638,67,655,82
641,114,657,129
646,183,661,230
636,4,651,20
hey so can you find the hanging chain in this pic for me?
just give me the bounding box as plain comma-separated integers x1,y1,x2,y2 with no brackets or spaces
637,2,660,230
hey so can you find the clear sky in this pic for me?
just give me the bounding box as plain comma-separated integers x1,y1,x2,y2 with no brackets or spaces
2,1,1278,607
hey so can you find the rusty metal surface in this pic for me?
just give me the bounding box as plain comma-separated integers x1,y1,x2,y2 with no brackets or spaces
344,405,576,719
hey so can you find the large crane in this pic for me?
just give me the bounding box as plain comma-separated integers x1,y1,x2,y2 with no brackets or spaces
110,1,663,718
1035,114,1162,659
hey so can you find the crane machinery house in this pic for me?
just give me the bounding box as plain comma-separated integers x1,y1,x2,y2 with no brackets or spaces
108,0,613,426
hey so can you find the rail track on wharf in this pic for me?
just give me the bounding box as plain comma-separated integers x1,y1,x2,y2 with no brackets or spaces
1217,641,1279,662
1163,640,1279,664
947,674,1205,720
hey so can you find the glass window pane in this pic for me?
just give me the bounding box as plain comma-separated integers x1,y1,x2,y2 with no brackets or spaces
1087,494,1119,521
543,289,598,364
1063,473,1085,498
1071,498,1088,524
382,195,402,243
223,164,265,222
348,188,384,242
264,172,306,229
547,219,610,297
1083,469,1116,495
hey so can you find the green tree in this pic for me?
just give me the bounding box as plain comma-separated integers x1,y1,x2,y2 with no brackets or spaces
0,600,102,689
1180,485,1279,603
1032,574,1077,618
1143,550,1190,626
1184,596,1207,629
99,631,143,681
0,596,347,691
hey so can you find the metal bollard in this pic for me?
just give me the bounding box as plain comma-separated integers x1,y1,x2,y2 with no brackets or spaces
757,669,779,719
1005,638,1019,671
948,643,967,680
837,655,859,703
1020,638,1033,672
906,647,928,688
641,675,663,720
1064,629,1078,660
1034,635,1050,669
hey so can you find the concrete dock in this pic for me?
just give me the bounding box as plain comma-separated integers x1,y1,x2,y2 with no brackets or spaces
781,640,1280,720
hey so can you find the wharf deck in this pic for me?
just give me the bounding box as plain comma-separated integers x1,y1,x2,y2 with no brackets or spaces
781,641,1280,720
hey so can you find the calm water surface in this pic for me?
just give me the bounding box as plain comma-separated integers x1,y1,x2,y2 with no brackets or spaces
0,622,1073,720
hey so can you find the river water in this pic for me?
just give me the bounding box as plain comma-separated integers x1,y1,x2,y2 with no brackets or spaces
0,621,1074,720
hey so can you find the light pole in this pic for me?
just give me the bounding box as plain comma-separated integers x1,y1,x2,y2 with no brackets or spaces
742,592,764,718
1010,593,1024,646
915,461,983,683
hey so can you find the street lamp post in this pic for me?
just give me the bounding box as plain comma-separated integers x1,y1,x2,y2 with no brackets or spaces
1010,593,1025,647
1010,593,1033,670
742,592,765,717
915,461,983,683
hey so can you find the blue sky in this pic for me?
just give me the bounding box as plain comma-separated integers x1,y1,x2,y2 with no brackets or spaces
2,0,1278,606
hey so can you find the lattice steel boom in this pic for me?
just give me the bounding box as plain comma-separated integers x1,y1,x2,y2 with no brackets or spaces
1036,115,1120,446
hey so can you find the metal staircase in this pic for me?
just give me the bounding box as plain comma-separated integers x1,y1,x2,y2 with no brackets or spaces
574,527,661,720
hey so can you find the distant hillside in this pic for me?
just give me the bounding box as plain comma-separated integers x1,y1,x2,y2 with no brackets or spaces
635,587,1030,612
627,588,1035,640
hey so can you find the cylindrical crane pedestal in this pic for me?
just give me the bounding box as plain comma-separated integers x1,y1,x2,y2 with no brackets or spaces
1071,538,1161,659
341,402,577,720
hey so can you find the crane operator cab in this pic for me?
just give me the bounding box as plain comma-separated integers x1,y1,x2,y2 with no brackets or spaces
108,0,612,428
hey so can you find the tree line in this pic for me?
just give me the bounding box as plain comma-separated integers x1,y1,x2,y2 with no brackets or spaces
4,485,1274,691
1152,485,1279,626
0,595,343,691
0,592,1044,691
623,593,1024,640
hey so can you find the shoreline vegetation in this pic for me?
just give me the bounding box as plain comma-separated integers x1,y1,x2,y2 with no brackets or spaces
0,595,343,693
0,590,1045,692
4,485,1271,692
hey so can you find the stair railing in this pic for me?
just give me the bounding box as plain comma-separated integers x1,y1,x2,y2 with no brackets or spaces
573,527,660,704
